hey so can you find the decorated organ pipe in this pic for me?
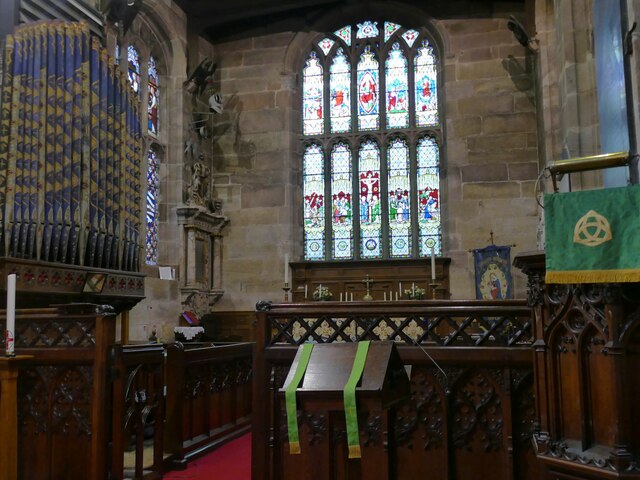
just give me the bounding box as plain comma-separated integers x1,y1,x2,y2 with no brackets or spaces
0,21,142,272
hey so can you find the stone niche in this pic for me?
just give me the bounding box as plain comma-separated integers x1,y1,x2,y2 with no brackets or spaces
177,206,229,317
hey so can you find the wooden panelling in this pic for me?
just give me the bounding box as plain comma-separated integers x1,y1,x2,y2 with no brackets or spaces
252,300,537,480
290,259,451,302
514,251,640,480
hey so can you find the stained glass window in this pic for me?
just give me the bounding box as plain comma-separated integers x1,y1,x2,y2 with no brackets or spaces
385,43,409,129
330,48,351,133
303,52,324,135
318,37,335,55
127,44,140,97
301,20,442,260
417,137,441,255
303,144,325,260
357,21,379,39
415,41,438,127
384,22,401,42
148,56,159,135
357,46,379,130
359,140,382,258
402,29,419,47
331,143,353,259
334,26,352,46
145,147,160,265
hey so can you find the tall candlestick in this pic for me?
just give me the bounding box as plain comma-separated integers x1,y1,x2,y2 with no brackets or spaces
430,247,436,280
284,254,289,284
304,284,308,299
384,292,387,301
6,274,16,356
412,282,416,297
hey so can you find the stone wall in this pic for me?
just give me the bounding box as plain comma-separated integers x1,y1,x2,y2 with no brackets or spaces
209,11,540,307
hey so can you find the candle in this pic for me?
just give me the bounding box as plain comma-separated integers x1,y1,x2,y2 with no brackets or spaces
350,292,354,302
384,292,387,301
399,281,402,295
430,246,436,280
284,254,289,284
304,284,308,298
6,273,16,356
412,282,416,296
395,291,398,301
340,292,343,302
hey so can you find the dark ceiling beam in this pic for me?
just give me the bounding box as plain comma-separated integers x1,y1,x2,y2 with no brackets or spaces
182,0,340,25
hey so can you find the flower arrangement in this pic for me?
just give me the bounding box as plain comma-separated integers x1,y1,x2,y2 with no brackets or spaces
404,286,426,300
313,285,333,301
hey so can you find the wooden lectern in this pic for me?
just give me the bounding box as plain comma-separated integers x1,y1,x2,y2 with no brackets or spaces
280,341,409,480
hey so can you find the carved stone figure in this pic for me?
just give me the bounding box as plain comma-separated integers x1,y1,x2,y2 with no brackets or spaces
186,156,211,207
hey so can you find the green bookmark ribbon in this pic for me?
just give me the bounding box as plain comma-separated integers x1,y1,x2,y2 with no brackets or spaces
344,341,370,459
285,342,314,454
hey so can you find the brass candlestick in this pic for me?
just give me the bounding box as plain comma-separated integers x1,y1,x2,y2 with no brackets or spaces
283,282,291,302
429,282,440,299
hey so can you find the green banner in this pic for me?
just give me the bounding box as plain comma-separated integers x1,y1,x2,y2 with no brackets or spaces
344,341,370,459
285,343,314,454
545,185,640,283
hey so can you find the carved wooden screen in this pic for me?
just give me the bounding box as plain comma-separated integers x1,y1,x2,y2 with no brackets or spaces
0,21,142,271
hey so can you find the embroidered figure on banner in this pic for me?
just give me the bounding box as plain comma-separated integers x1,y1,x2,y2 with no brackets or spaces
473,244,513,300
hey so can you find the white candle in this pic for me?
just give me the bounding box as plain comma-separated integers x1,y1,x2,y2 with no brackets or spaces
431,247,436,280
395,291,399,301
399,281,402,295
284,254,289,284
340,292,343,302
6,274,16,355
384,292,387,301
304,284,308,298
412,282,416,296
350,292,354,302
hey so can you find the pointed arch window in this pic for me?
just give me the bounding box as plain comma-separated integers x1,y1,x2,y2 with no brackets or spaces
148,55,159,135
145,146,160,265
301,21,442,260
121,40,164,265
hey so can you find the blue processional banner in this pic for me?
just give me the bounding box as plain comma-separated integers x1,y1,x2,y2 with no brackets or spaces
473,245,513,300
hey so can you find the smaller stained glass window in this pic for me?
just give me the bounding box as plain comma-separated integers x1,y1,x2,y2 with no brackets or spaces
356,21,379,39
417,137,441,255
318,37,335,55
387,138,411,258
357,46,379,131
415,41,439,127
303,52,324,135
127,44,140,97
303,144,325,260
148,55,159,135
330,48,351,133
334,26,352,46
402,29,419,47
331,143,353,259
384,22,401,42
145,148,160,265
359,140,382,258
385,43,409,129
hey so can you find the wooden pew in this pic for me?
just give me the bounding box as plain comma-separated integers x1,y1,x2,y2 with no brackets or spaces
164,341,253,468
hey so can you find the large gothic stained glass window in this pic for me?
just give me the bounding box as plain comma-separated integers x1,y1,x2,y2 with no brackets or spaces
148,55,159,135
302,21,442,260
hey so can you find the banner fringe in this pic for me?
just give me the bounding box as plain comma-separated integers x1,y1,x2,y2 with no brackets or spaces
546,269,640,284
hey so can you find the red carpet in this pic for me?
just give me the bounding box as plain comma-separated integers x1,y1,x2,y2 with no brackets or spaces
164,433,251,480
